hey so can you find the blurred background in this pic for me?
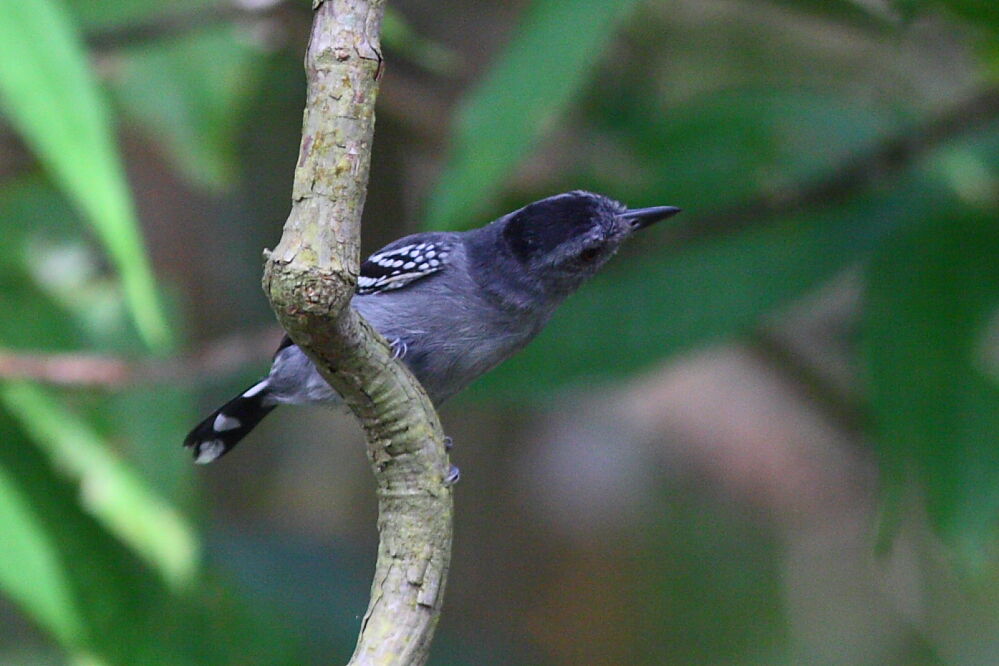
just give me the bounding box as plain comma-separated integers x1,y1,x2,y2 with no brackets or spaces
1,0,999,663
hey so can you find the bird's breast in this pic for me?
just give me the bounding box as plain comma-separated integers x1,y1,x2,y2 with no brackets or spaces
353,291,545,404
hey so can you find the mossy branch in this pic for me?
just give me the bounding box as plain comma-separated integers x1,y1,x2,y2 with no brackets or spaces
261,1,453,664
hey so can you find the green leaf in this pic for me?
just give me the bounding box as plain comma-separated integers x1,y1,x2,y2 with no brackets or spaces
897,0,999,31
0,0,172,351
0,464,86,650
770,0,897,25
382,8,461,76
584,87,898,215
0,410,286,664
865,210,999,563
0,408,305,664
104,385,195,504
424,0,641,229
0,382,199,590
0,178,135,352
111,27,264,191
0,411,148,662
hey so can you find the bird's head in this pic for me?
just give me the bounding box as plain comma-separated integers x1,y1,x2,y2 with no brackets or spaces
500,190,681,293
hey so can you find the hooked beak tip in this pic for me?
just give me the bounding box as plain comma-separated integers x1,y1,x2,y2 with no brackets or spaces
619,205,683,230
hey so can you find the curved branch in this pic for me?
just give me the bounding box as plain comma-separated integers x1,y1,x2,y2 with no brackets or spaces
261,2,452,664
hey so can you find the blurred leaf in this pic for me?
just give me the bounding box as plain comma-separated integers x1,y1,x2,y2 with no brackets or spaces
0,410,157,663
0,0,172,350
111,27,265,190
468,107,999,403
0,179,135,352
0,273,85,352
771,0,897,25
865,210,999,563
0,381,199,589
0,410,304,664
0,178,196,550
103,385,195,503
897,0,999,31
424,0,641,229
0,465,87,652
584,87,898,214
382,8,462,76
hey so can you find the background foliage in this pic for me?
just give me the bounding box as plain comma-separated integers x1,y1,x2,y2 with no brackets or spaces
1,0,998,663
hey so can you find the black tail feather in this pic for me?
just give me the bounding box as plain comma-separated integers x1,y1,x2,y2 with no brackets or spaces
183,380,276,464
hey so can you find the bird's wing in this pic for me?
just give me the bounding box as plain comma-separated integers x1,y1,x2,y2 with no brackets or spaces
356,233,456,295
269,235,456,356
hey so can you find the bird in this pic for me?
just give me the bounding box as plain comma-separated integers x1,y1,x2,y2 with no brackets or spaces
184,191,681,464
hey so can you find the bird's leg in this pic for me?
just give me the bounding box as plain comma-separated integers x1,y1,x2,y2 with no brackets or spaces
443,436,458,484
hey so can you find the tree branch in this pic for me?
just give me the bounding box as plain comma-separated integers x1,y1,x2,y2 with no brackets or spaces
260,2,452,665
0,328,280,388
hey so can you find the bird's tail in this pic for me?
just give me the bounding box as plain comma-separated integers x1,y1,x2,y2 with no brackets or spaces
184,379,276,464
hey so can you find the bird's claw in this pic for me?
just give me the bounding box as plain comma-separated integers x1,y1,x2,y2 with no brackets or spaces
389,338,408,360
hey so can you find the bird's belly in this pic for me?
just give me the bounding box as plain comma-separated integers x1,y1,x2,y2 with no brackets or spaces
354,293,543,404
405,335,520,403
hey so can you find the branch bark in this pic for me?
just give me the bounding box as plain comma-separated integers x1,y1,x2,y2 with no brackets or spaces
260,2,452,664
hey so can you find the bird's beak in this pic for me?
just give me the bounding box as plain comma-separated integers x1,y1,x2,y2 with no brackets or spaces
618,205,682,231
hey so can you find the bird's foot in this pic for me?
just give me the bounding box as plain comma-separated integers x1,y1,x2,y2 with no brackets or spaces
388,337,408,360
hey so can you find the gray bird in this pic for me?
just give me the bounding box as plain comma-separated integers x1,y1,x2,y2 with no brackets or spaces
184,191,680,463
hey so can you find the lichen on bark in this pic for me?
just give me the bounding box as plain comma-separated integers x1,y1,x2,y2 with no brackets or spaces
261,1,453,664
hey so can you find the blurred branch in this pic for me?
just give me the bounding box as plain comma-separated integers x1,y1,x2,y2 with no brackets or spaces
84,1,303,51
670,86,999,247
0,328,280,388
747,275,870,440
750,328,869,439
0,350,130,386
261,2,452,665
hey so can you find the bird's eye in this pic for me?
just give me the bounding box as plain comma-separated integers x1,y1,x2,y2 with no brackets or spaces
579,246,601,262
